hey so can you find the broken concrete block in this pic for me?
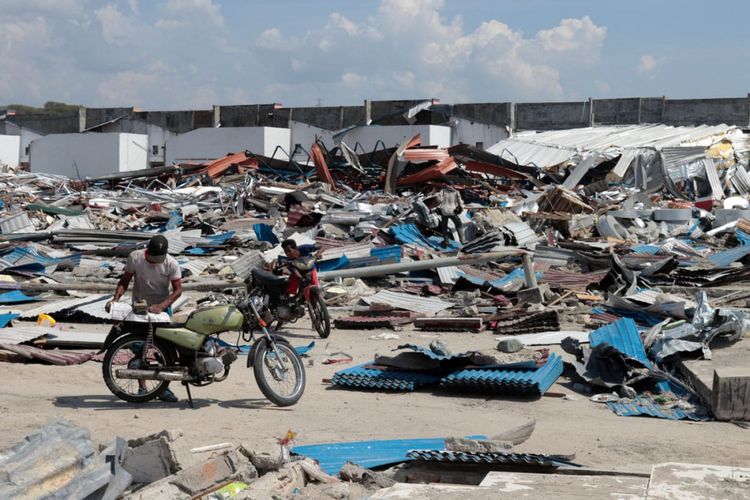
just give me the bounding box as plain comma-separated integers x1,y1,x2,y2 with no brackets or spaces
497,338,523,353
121,436,179,484
297,458,339,484
239,442,289,474
516,284,550,305
712,367,750,421
127,449,257,499
233,462,305,499
339,462,396,489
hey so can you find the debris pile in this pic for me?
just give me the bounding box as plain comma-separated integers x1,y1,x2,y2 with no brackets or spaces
0,122,749,423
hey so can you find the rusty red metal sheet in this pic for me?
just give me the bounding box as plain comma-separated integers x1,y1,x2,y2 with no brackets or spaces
402,148,450,162
398,157,457,185
311,143,335,186
202,151,257,179
385,134,422,194
464,160,528,180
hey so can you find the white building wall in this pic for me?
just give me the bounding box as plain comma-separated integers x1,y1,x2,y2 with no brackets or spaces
289,120,334,152
118,133,149,172
30,133,148,177
451,119,509,149
165,127,291,164
2,121,42,164
0,135,20,168
338,125,451,152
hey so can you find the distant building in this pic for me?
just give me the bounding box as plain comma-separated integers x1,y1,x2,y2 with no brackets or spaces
29,133,148,178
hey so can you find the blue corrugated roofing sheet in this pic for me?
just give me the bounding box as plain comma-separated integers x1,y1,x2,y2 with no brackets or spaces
253,223,279,244
331,363,443,391
390,224,461,251
589,318,649,366
590,318,670,393
0,247,82,269
736,230,750,246
292,435,486,475
317,255,349,272
406,450,579,468
631,244,661,255
0,291,40,304
439,353,563,396
206,231,235,244
606,397,711,421
0,313,19,328
707,246,750,267
370,245,402,262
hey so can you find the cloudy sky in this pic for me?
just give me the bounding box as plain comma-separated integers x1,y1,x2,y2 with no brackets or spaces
2,0,748,110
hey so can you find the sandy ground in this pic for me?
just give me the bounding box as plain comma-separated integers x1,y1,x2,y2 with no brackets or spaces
1,311,749,473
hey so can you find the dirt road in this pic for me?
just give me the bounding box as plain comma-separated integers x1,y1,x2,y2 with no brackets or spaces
1,317,748,471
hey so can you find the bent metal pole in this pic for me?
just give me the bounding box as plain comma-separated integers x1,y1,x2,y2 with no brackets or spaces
317,249,531,281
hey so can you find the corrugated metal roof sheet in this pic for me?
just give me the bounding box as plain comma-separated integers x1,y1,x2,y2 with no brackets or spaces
439,353,563,396
321,242,372,260
487,124,735,169
362,290,453,315
0,325,51,344
229,250,264,280
589,318,649,366
406,450,577,468
331,363,442,391
292,436,485,476
0,291,41,304
606,397,711,421
20,295,109,319
0,212,35,234
707,246,750,267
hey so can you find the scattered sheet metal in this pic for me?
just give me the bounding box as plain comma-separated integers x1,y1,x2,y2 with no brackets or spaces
292,435,485,476
331,363,443,391
362,290,453,315
606,396,711,421
439,353,563,397
20,294,110,319
406,450,579,468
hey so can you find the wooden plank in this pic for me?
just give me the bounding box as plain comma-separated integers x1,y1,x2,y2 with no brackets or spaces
646,462,750,499
712,367,750,421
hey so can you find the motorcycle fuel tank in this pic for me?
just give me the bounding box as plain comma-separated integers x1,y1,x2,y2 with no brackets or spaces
155,327,204,350
185,304,244,335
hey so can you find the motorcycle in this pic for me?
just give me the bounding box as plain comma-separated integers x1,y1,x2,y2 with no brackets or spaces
100,289,306,408
249,254,331,338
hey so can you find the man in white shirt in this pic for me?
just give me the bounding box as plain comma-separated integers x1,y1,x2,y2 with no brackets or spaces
107,234,182,402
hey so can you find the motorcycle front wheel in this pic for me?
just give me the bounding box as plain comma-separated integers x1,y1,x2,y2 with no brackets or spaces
253,340,306,406
308,293,331,338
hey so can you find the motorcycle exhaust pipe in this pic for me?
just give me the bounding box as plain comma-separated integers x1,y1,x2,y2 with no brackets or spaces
115,368,195,382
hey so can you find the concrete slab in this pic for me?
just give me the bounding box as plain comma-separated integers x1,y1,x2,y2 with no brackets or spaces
645,462,750,499
676,337,750,420
373,471,650,500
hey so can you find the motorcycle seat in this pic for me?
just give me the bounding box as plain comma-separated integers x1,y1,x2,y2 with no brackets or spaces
251,268,288,293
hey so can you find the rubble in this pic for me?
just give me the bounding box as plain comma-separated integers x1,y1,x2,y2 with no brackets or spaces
3,120,750,496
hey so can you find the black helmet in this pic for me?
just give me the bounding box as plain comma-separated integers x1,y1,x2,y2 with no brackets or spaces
146,235,168,263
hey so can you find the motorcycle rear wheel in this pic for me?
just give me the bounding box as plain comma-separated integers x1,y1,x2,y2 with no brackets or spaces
102,333,175,403
308,293,331,338
253,340,306,406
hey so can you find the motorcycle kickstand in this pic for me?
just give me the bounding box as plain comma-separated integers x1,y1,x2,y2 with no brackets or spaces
182,382,194,409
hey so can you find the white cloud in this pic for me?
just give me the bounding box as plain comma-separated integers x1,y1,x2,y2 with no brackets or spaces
536,16,606,56
95,4,133,45
638,54,661,78
164,0,224,27
0,1,610,108
256,28,287,50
